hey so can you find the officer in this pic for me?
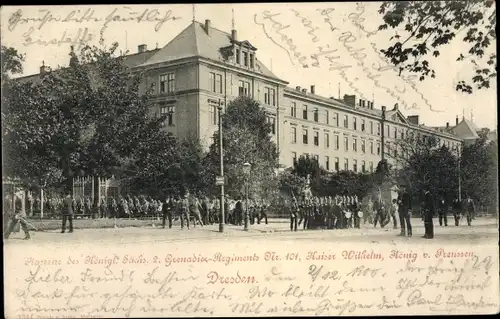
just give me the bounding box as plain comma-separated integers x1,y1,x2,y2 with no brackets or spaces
290,195,299,232
397,185,412,237
451,197,462,226
162,196,173,229
463,195,476,226
437,195,448,226
4,193,31,240
61,191,74,233
258,198,269,225
421,190,435,239
179,193,190,230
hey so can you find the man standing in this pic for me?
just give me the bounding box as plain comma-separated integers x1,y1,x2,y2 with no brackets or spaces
438,195,448,226
463,195,476,226
61,191,74,233
180,193,190,230
4,193,31,240
452,197,462,226
290,196,299,232
421,190,435,239
397,186,412,237
162,196,173,229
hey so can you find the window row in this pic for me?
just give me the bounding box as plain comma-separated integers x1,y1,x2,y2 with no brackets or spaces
292,153,374,173
235,48,255,68
159,102,175,126
290,127,381,155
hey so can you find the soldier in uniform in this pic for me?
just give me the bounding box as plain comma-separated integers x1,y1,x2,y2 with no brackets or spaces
389,198,399,229
162,196,173,229
397,185,412,237
99,198,107,219
290,195,299,231
179,194,190,230
373,196,386,228
463,195,476,226
352,196,361,229
258,198,269,225
61,191,74,233
437,195,448,227
421,190,435,239
189,194,204,227
451,197,462,226
84,197,92,218
4,193,31,240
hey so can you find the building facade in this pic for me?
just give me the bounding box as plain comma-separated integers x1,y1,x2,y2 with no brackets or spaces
19,19,464,174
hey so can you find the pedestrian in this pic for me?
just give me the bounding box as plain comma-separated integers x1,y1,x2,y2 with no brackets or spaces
438,195,448,226
373,197,385,228
61,191,74,233
189,194,204,227
421,190,435,239
390,199,399,230
179,193,190,230
463,195,476,226
452,197,462,226
4,193,31,240
290,195,299,231
397,185,412,237
162,197,173,229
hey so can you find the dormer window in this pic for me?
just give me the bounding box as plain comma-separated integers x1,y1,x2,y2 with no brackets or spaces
243,51,248,67
250,53,254,68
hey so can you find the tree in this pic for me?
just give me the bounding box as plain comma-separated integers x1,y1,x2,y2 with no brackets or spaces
204,96,279,200
378,0,496,93
1,45,25,82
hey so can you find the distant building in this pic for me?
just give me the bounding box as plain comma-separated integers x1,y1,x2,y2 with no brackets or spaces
15,19,465,174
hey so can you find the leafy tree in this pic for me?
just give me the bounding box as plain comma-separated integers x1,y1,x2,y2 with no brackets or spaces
1,45,25,82
204,96,279,200
278,171,307,199
292,155,325,179
378,0,496,93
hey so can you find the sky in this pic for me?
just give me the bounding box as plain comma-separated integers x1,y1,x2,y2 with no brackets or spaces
1,3,497,129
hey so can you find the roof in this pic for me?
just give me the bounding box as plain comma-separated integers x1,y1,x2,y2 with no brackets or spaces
452,118,480,139
13,48,160,85
139,21,282,81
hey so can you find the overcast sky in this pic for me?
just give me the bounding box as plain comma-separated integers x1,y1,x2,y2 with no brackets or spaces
1,3,497,129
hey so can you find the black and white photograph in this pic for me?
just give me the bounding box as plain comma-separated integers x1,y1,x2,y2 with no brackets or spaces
2,2,499,317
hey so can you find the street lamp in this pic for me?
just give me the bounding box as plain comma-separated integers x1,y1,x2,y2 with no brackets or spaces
218,102,225,233
242,162,251,231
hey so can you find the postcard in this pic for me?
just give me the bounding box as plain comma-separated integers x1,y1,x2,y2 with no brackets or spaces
2,2,499,318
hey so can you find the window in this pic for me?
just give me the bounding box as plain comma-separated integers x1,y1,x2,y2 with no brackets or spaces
326,111,329,125
291,127,297,143
267,117,276,135
324,133,330,148
344,115,349,128
209,72,222,93
394,145,398,157
313,108,319,122
303,129,308,144
353,138,357,152
335,157,340,171
335,134,339,150
314,131,319,146
291,102,297,117
249,53,254,68
209,105,218,125
353,159,358,172
369,161,374,172
325,156,330,171
377,142,381,155
334,112,339,126
393,127,397,139
160,103,175,126
400,129,404,139
292,152,297,164
353,117,357,130
243,51,248,66
264,87,276,106
159,73,175,93
303,105,308,120
361,140,366,153
377,123,381,136
361,160,366,173
370,141,374,154
236,49,240,64
385,124,389,136
344,136,349,151
238,80,250,96
361,119,365,131
313,155,319,162
344,158,349,171
370,121,373,134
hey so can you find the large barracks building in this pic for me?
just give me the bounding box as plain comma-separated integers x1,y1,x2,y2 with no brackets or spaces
21,20,466,173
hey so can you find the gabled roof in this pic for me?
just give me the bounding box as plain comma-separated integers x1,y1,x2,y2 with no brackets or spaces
452,118,480,139
385,108,409,125
139,21,281,81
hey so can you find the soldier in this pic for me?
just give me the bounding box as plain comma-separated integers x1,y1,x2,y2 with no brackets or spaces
421,190,435,239
463,195,476,226
290,195,299,232
84,197,92,218
397,185,412,237
258,198,269,225
451,197,462,226
179,193,190,230
162,196,173,229
352,196,361,229
4,193,31,240
363,196,374,225
201,196,210,225
373,196,386,228
189,194,204,227
389,198,399,230
437,195,448,226
234,198,243,226
61,191,74,233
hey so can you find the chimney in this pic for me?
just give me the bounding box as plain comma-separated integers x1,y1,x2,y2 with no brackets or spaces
296,86,301,91
138,44,147,53
231,29,237,41
393,103,398,111
302,88,307,94
343,94,356,107
310,85,315,94
456,116,459,125
446,122,449,129
205,19,211,35
39,61,50,74
407,115,419,125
